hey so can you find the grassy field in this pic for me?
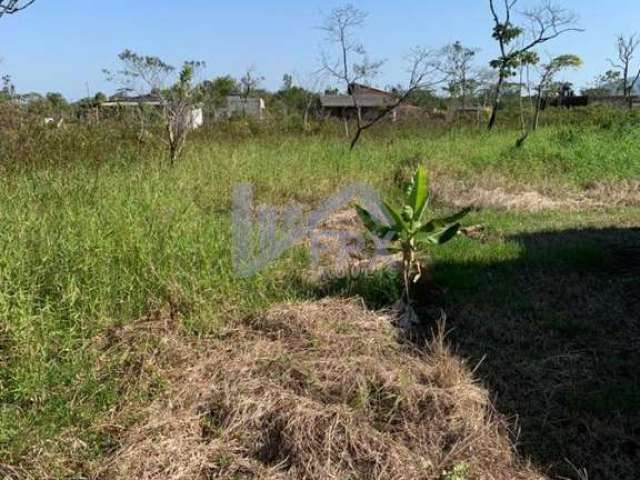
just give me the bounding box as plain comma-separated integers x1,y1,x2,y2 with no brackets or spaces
1,121,639,478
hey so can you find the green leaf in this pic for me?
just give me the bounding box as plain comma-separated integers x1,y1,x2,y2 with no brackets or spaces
382,201,407,232
402,205,414,222
424,223,461,245
420,207,471,234
407,166,429,221
355,205,394,239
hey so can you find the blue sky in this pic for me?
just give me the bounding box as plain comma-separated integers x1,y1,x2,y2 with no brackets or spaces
1,0,639,99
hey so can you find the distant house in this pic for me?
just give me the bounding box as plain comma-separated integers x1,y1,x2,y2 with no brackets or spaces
100,93,163,108
321,83,400,121
99,93,204,129
320,83,428,122
214,96,266,121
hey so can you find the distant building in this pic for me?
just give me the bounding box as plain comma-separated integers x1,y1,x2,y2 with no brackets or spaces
99,93,204,129
214,96,266,121
320,83,426,122
321,83,399,121
100,93,162,108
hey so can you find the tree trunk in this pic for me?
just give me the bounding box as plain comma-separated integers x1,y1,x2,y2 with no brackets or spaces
533,89,543,130
518,67,526,133
488,74,505,131
303,97,313,131
342,109,350,137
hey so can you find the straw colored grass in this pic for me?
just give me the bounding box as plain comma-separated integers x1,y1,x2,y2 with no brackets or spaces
94,299,542,480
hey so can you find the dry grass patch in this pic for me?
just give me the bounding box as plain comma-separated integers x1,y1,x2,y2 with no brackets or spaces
94,299,542,480
430,174,640,212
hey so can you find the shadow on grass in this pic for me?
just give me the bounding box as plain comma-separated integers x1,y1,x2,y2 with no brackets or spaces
318,226,640,480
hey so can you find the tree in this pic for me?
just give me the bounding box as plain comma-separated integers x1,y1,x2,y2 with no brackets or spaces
356,165,469,305
201,75,239,108
274,71,324,130
164,62,204,163
297,72,325,131
487,0,582,130
582,70,622,96
608,34,640,109
240,66,264,100
402,87,443,110
532,54,582,129
0,0,35,18
319,4,383,138
320,4,441,149
515,50,539,139
0,74,15,100
281,73,294,91
45,92,68,110
94,91,108,103
105,50,205,164
439,41,479,110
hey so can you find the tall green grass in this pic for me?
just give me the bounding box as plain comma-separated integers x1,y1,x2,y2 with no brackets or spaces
1,120,639,470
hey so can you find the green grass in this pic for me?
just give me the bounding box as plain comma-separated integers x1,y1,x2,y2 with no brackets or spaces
1,122,639,477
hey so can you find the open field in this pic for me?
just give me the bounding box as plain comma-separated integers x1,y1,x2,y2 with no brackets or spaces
1,122,640,479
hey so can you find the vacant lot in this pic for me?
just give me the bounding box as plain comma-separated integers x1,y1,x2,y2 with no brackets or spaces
1,121,639,479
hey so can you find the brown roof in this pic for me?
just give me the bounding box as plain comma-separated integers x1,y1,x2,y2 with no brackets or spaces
348,83,394,97
320,94,396,108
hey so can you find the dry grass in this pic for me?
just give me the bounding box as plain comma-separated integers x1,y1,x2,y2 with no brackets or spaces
306,210,402,282
430,175,640,212
93,299,542,480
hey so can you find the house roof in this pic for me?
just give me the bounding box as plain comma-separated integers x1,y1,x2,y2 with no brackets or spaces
348,83,394,97
320,94,396,108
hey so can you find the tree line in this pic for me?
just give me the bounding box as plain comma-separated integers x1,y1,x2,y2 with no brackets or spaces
2,0,640,158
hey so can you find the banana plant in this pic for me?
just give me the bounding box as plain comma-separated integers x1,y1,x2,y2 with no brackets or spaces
356,165,470,303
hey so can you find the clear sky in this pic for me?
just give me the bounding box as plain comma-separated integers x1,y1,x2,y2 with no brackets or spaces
1,0,639,100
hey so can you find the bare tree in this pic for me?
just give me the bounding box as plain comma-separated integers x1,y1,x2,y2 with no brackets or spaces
348,48,441,149
294,71,325,131
439,41,480,110
0,0,35,18
319,5,383,140
105,50,205,164
240,66,264,101
487,0,583,130
608,34,640,110
319,5,384,91
319,4,441,149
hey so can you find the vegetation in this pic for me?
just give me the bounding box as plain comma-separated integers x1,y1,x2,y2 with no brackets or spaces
2,1,640,479
0,116,638,478
356,165,469,304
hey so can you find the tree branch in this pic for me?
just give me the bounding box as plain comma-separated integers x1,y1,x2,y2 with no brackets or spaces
0,0,35,17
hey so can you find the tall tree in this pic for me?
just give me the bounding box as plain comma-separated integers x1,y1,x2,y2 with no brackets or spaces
104,50,205,164
439,41,479,110
532,54,582,129
201,75,239,108
319,4,383,139
608,34,640,109
320,4,440,149
582,70,622,97
487,0,582,130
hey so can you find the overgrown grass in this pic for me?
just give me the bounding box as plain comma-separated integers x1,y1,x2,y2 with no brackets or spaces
1,119,639,476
